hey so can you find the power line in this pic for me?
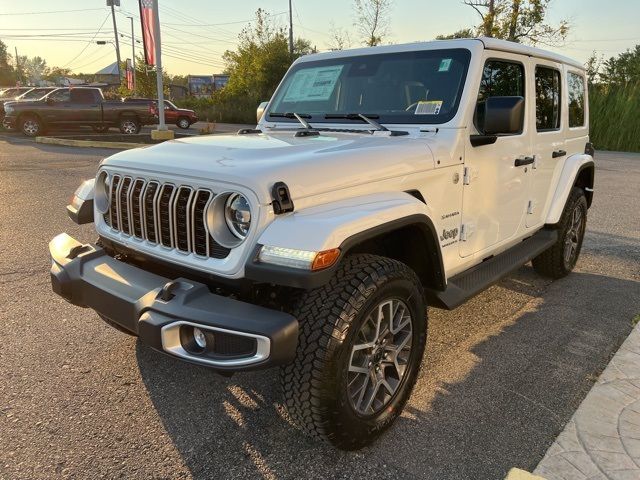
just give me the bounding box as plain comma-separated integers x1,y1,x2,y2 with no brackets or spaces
61,12,112,69
0,8,105,16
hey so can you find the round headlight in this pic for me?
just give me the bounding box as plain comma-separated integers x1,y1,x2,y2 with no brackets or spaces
206,192,252,248
95,171,110,214
225,193,251,239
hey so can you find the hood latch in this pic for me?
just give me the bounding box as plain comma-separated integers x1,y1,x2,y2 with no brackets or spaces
271,181,294,214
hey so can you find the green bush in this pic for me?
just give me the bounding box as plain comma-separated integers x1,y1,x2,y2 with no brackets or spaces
589,82,640,152
175,94,258,124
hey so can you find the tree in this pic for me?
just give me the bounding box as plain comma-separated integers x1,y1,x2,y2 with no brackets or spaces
447,0,568,46
327,22,353,51
599,45,640,87
221,9,314,103
436,28,476,40
0,40,16,85
20,55,49,84
353,0,394,47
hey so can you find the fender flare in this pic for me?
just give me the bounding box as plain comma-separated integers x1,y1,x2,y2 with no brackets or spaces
245,192,445,290
545,154,594,225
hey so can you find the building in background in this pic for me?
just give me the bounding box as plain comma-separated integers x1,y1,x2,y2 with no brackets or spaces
94,62,120,87
187,74,229,97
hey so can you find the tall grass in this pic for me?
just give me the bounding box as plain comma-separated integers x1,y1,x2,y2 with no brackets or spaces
590,82,640,152
176,96,256,124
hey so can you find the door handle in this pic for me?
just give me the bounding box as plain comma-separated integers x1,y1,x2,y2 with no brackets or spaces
514,156,535,167
552,150,567,158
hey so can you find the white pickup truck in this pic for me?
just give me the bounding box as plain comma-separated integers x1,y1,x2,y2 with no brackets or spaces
50,37,594,450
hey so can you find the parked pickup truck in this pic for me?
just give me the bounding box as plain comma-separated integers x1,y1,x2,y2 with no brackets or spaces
2,87,158,136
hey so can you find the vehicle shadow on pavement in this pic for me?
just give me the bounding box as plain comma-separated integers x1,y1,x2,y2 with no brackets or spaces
136,270,639,480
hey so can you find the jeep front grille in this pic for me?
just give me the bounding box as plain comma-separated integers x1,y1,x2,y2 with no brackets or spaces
103,174,230,259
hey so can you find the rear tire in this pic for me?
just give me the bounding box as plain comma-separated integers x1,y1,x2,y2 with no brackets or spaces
20,115,43,137
176,117,191,129
119,116,140,134
532,187,588,279
281,254,427,450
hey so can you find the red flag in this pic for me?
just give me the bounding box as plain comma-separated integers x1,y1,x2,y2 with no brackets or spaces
139,0,156,66
126,59,134,90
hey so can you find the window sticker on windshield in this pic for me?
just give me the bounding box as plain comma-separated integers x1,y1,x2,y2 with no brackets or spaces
415,100,443,115
282,65,344,103
439,58,452,72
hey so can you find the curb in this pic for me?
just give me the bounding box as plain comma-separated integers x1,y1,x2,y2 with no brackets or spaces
35,136,146,150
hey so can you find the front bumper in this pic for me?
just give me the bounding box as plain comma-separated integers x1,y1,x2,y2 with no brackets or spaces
49,233,298,371
2,115,15,130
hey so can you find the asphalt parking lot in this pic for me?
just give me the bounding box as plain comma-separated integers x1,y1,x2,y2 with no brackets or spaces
1,136,638,480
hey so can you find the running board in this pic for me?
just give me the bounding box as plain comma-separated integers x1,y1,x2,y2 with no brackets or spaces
427,229,558,310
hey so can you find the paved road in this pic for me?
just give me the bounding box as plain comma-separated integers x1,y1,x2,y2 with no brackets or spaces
0,139,638,480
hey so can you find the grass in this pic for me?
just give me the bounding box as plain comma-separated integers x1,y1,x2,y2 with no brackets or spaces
632,313,640,327
590,82,640,153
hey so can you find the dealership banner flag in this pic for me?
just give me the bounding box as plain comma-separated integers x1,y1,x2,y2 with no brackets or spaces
139,0,156,66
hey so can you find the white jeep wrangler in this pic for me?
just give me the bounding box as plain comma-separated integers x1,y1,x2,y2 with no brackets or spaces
50,38,594,450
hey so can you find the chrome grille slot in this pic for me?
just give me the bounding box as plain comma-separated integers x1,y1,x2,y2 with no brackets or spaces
157,184,176,248
143,181,159,243
130,179,145,238
173,186,194,252
102,175,231,260
119,177,132,235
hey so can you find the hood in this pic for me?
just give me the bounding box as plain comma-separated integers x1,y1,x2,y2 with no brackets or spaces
103,131,436,204
177,108,196,114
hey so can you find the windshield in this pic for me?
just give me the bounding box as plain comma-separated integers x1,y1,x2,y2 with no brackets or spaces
0,88,20,99
164,100,178,109
267,48,471,125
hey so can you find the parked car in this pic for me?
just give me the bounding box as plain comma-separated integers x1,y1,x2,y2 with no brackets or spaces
123,97,198,129
3,87,158,136
0,87,34,123
50,38,594,450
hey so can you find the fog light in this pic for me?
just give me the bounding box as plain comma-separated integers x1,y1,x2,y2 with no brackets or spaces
193,327,207,348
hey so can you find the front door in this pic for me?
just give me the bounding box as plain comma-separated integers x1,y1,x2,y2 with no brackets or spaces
460,55,532,258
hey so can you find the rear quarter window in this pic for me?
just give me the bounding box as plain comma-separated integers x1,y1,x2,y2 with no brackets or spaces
568,72,586,127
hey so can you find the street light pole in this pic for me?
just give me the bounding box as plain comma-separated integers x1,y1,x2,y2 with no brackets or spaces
127,16,136,91
106,0,122,81
288,0,294,56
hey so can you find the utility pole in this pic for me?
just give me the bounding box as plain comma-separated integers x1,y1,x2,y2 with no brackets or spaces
128,16,136,91
288,0,294,56
152,0,168,134
14,46,21,85
106,0,122,81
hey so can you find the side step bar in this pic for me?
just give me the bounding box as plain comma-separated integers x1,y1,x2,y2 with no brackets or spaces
427,229,558,310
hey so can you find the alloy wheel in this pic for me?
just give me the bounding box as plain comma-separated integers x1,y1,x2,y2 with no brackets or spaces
121,120,137,134
564,204,584,266
23,119,39,135
347,298,413,416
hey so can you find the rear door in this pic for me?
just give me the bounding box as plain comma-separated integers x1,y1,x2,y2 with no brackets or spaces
526,60,565,228
68,89,102,125
460,54,532,257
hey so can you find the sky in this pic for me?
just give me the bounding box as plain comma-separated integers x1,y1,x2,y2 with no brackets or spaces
0,0,639,76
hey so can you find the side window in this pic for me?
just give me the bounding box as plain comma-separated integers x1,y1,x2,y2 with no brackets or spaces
568,72,585,127
535,67,561,131
476,60,525,133
49,89,70,103
70,89,97,104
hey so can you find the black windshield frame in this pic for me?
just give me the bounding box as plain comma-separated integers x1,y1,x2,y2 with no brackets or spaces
267,48,472,125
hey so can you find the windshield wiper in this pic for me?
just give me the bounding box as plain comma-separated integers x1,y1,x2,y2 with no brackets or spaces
268,112,319,137
324,113,389,132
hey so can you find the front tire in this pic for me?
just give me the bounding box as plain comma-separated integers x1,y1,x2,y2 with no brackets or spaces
20,115,43,137
119,116,140,134
532,187,588,279
176,117,191,129
281,254,427,450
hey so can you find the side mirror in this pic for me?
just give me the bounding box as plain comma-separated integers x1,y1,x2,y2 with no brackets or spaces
257,101,269,123
483,96,524,135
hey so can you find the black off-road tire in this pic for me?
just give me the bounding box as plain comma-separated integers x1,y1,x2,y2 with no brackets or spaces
281,254,427,450
532,187,588,279
98,314,137,336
